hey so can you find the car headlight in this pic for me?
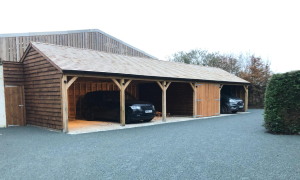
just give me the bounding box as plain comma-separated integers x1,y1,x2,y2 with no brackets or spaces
152,105,155,110
130,106,141,110
229,99,236,103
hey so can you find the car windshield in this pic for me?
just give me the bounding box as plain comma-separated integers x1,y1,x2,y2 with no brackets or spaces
110,91,137,100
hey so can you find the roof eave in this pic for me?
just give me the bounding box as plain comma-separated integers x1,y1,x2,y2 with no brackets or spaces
62,70,251,85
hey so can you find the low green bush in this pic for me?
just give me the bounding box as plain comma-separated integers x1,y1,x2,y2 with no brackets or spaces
263,70,300,134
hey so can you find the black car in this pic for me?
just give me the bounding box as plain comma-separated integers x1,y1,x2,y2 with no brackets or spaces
220,91,244,114
81,91,156,123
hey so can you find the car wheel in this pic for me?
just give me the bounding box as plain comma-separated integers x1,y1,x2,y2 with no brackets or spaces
221,105,228,114
232,111,237,114
85,110,94,121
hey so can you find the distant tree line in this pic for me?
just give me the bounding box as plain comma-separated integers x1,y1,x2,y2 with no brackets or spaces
167,49,272,108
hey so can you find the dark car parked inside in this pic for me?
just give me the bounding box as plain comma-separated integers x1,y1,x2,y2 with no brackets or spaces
220,91,244,114
81,91,156,123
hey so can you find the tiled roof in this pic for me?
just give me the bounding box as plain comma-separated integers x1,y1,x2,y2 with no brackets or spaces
30,42,249,84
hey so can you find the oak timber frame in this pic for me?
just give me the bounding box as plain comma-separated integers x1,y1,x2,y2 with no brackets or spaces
111,79,132,126
157,81,171,121
243,85,249,112
61,74,249,133
189,83,198,118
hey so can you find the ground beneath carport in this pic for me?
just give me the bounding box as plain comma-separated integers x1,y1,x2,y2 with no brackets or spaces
1,109,300,180
68,113,249,134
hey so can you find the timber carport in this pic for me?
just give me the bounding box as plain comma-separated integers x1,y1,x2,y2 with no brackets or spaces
2,42,250,132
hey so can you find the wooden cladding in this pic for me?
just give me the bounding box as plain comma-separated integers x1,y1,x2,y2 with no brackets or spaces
196,83,220,117
23,47,63,130
2,61,24,86
0,31,154,62
68,82,139,120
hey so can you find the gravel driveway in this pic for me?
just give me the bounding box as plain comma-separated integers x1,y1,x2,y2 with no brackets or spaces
0,109,299,180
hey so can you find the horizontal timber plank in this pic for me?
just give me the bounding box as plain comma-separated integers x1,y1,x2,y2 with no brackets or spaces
26,106,61,113
24,70,59,78
26,103,61,108
26,118,63,126
23,67,57,75
24,74,62,81
24,87,61,92
23,56,47,64
25,99,61,104
25,84,60,89
25,95,61,100
25,91,61,96
26,111,61,117
27,114,62,121
23,63,54,71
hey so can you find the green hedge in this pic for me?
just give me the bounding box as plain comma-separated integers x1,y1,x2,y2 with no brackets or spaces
264,70,300,134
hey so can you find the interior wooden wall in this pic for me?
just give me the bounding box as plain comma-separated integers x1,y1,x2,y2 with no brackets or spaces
139,82,193,116
23,47,63,129
197,83,220,117
167,83,193,115
68,81,139,120
0,31,154,62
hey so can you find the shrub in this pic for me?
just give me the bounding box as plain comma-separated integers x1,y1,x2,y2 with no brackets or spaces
263,70,300,134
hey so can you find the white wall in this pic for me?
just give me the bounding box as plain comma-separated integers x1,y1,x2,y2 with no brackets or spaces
0,64,6,127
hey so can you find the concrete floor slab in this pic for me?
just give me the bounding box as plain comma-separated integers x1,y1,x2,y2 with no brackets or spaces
68,112,249,134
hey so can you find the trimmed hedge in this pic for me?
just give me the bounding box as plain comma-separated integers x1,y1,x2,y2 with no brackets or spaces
264,70,300,134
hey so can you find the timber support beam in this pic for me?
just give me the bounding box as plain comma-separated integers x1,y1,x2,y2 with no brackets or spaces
243,85,248,112
157,81,171,122
112,78,132,126
67,77,78,89
62,75,68,133
189,82,198,118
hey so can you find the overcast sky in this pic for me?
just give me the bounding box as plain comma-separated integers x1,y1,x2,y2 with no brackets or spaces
1,0,299,73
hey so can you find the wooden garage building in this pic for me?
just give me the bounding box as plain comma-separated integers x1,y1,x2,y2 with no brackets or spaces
1,42,249,132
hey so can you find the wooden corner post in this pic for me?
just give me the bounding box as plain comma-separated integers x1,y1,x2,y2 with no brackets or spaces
244,85,248,112
190,83,197,118
157,81,171,122
62,75,68,133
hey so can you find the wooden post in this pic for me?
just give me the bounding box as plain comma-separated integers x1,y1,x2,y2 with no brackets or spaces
162,81,166,122
120,79,125,126
219,84,223,114
244,85,248,112
157,81,171,122
190,82,197,118
62,75,68,133
112,78,132,126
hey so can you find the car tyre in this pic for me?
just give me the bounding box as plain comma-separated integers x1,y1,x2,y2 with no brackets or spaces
232,111,237,114
221,105,228,114
85,110,94,121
